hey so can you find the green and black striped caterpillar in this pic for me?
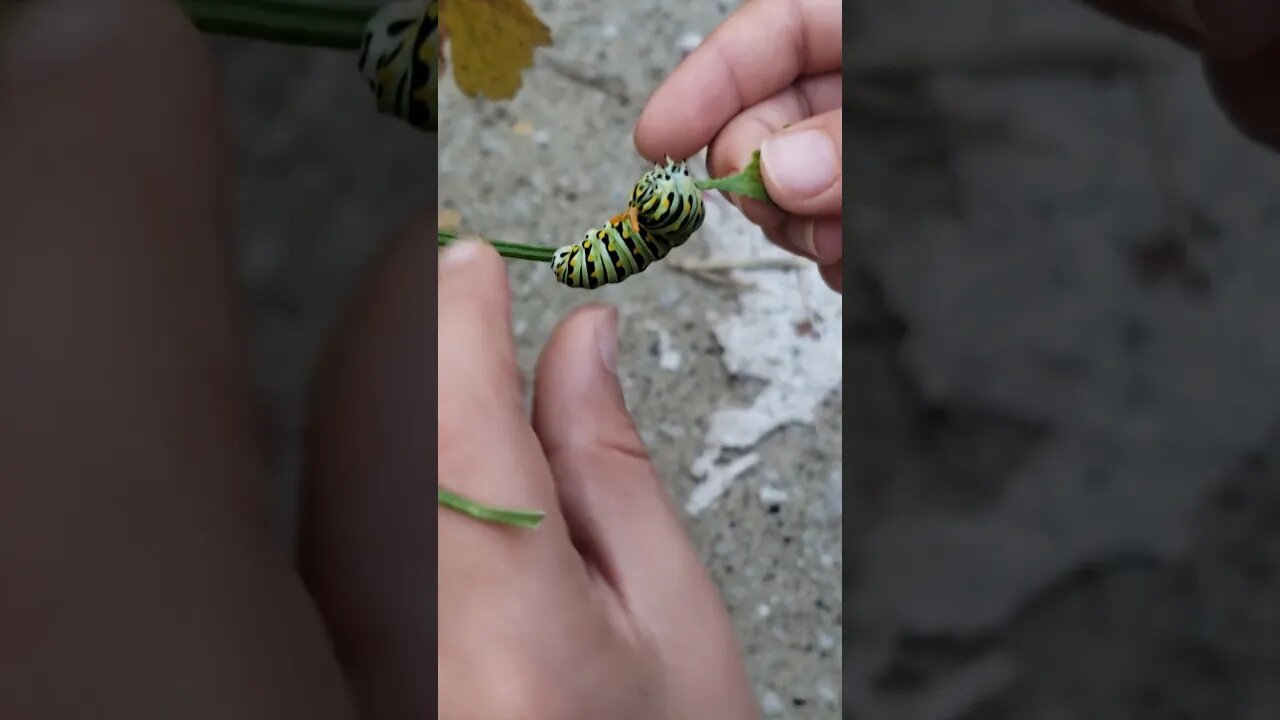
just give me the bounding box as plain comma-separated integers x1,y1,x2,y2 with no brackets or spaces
357,0,439,132
552,157,706,289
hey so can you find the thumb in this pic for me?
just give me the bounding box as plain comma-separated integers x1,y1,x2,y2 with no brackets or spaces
758,107,842,217
530,307,750,663
531,305,704,612
531,305,757,714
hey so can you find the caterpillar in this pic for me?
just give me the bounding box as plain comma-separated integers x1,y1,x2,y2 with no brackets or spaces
552,158,706,289
357,0,439,132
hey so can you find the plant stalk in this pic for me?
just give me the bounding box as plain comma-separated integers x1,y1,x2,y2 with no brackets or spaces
438,230,558,264
178,0,373,49
438,487,545,529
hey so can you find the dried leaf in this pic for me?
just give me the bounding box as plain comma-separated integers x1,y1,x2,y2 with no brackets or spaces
440,0,552,101
438,208,463,230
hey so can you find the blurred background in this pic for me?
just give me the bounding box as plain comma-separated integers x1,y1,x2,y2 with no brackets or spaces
840,2,1280,720
208,0,1280,717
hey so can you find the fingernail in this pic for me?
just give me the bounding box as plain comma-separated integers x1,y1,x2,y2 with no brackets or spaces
440,239,485,269
596,306,619,375
760,129,839,199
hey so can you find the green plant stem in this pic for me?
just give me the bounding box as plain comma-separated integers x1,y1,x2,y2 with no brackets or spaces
695,149,773,205
179,0,373,49
438,487,545,529
438,230,558,263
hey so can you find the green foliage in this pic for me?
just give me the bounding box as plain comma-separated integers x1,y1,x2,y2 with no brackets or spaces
695,150,772,204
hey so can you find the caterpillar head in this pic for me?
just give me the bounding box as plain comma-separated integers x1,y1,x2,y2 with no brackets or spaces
631,156,699,206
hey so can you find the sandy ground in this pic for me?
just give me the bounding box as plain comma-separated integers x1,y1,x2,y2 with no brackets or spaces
209,0,1280,718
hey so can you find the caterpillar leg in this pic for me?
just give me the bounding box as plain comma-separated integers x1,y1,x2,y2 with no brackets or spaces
608,206,642,236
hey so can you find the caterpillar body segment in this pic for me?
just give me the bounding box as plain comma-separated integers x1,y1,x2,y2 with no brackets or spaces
551,215,676,289
628,156,706,243
358,0,439,132
552,157,705,289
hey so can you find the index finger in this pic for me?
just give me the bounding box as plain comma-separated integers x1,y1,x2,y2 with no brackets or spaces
634,0,842,162
436,241,567,538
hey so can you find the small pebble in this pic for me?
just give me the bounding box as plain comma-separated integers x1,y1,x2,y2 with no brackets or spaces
759,485,789,504
817,631,835,650
817,683,838,703
677,32,703,54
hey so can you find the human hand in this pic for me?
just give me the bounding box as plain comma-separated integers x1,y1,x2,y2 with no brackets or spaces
436,241,761,720
1078,1,1280,150
634,0,843,293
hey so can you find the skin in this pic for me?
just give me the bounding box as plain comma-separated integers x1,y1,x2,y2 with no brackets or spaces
634,0,1280,295
435,241,760,719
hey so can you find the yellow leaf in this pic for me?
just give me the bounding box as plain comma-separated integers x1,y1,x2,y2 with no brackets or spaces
511,120,535,136
440,0,552,101
439,209,463,230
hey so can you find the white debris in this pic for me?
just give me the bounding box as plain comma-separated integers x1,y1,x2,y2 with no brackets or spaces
658,423,686,439
817,682,839,704
682,152,842,515
759,484,789,504
644,321,682,371
677,32,703,54
686,450,759,516
760,691,785,715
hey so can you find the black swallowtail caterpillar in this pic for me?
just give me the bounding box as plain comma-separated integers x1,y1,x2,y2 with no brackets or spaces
358,0,439,132
551,157,706,289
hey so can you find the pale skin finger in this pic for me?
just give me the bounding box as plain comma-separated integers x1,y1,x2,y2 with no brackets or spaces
706,72,841,237
433,249,657,720
634,0,842,162
434,241,579,561
531,305,761,720
0,1,357,717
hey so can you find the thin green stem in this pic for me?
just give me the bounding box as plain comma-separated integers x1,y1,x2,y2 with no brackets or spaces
438,230,558,264
178,0,373,49
695,149,773,205
438,487,545,529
